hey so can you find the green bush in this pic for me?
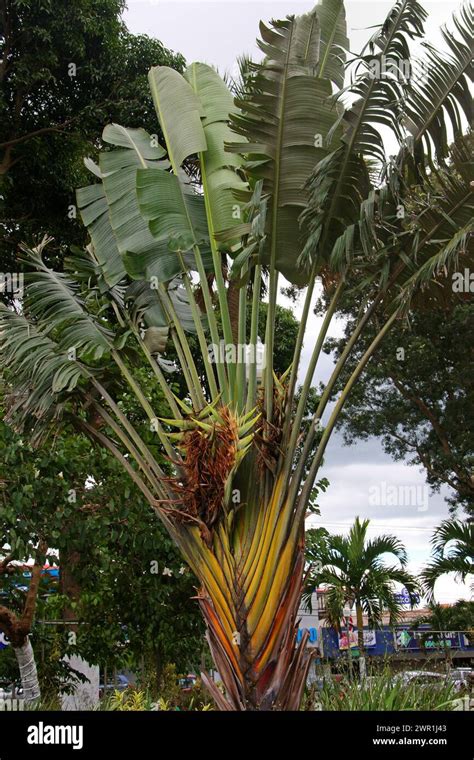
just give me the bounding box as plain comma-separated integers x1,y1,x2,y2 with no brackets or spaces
316,671,457,711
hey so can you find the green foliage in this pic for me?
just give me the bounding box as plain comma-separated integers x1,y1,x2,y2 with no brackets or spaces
0,0,185,272
305,517,420,628
1,0,473,711
316,670,457,711
252,303,299,376
0,379,205,683
153,664,213,711
328,303,474,513
107,687,155,711
422,519,473,598
413,601,474,647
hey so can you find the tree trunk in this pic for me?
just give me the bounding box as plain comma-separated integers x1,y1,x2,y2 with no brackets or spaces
14,637,40,704
199,536,314,710
356,602,365,655
356,602,366,678
61,548,81,629
0,541,46,704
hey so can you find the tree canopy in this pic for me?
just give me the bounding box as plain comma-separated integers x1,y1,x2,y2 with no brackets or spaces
326,302,474,514
0,0,185,271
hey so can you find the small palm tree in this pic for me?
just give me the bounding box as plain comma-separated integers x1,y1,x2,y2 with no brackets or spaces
0,1,472,709
305,518,420,656
422,520,474,598
412,600,474,667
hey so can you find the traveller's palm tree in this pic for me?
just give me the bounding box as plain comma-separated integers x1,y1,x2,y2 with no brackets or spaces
305,518,420,653
0,0,472,709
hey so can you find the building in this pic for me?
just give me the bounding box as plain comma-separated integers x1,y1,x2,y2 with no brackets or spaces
297,589,474,667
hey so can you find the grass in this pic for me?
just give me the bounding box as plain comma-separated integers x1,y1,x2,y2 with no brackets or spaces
307,670,459,711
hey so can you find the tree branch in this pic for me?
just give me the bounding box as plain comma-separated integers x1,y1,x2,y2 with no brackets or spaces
0,119,77,150
20,539,47,635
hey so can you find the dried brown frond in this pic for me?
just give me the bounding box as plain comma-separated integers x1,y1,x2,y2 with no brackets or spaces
195,273,216,311
254,376,288,474
160,407,239,544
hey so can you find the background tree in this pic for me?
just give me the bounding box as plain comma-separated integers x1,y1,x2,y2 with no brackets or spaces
422,519,473,598
0,540,46,702
412,600,474,667
326,301,474,514
305,518,420,659
0,0,185,270
0,387,204,699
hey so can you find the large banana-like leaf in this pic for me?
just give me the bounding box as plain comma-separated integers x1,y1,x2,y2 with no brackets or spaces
78,125,199,340
148,66,207,171
315,0,349,88
136,168,209,249
395,135,474,309
0,307,85,443
184,63,249,245
145,64,248,254
404,2,473,165
19,245,112,361
227,5,347,284
76,182,126,288
100,124,190,284
331,133,474,306
301,0,426,269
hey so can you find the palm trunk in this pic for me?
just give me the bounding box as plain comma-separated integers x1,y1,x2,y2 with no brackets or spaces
14,637,40,704
200,567,313,710
195,514,314,710
356,602,366,678
355,602,364,654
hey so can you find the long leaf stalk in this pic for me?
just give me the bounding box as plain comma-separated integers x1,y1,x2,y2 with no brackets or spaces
180,262,220,399
200,163,237,391
283,276,345,475
157,284,206,409
88,401,169,499
110,348,178,461
168,325,201,408
110,297,183,420
286,291,395,510
284,267,317,423
88,375,175,480
245,264,262,413
235,261,249,410
148,67,228,401
192,246,230,401
297,308,401,515
79,419,158,505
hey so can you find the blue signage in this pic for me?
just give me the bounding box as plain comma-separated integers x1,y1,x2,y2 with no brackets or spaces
396,629,462,650
321,625,474,658
394,588,421,605
297,627,318,644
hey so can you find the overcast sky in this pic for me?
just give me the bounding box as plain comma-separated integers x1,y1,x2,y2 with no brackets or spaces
122,0,471,604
